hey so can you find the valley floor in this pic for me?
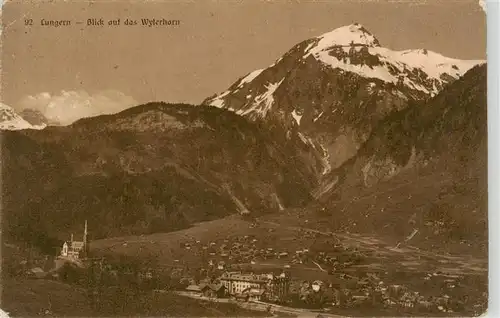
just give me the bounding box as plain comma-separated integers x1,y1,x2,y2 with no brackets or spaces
91,213,488,316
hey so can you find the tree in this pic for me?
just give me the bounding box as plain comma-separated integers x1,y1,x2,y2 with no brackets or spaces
59,262,83,285
302,289,327,309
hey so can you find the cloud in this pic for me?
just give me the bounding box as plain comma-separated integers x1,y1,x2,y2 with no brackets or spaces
17,90,138,125
479,0,486,13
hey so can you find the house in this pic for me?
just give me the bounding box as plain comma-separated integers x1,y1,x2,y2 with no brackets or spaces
235,293,249,302
200,283,226,298
241,287,266,301
186,285,202,295
27,267,46,279
220,271,290,302
401,299,415,308
312,280,324,292
60,220,89,260
61,240,84,259
352,295,370,304
138,269,153,280
220,272,268,296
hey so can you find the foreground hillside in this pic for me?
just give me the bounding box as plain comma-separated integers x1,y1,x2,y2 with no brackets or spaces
1,278,270,317
1,103,319,251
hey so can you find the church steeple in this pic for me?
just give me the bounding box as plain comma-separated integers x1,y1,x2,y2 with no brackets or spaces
83,219,89,257
84,219,88,243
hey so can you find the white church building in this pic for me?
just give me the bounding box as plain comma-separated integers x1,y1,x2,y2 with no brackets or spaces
61,220,89,259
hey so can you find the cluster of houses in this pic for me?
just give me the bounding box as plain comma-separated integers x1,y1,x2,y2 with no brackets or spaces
180,234,301,267
180,231,365,273
181,268,464,313
185,271,290,303
292,272,467,313
174,228,369,276
181,267,462,313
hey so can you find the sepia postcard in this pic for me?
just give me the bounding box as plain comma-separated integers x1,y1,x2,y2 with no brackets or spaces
0,0,488,317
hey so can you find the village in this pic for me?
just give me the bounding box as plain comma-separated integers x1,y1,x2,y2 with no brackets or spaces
3,219,485,317
167,232,472,316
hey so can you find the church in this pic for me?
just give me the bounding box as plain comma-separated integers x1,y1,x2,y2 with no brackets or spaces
60,220,89,259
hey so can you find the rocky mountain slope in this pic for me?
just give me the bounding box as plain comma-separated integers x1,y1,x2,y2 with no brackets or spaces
1,103,319,251
337,63,486,192
18,108,58,127
311,63,487,251
203,24,483,173
0,103,46,130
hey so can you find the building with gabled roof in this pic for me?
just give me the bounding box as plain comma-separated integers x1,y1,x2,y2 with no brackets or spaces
60,220,89,260
220,271,290,302
186,283,226,298
241,287,266,301
186,285,202,294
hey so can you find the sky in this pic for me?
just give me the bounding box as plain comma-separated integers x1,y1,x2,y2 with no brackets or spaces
0,0,487,124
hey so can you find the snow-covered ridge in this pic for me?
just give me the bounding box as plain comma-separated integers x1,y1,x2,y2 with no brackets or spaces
205,23,485,112
313,23,381,49
208,90,230,108
306,44,482,95
301,24,483,95
0,103,46,130
237,69,264,89
396,49,483,80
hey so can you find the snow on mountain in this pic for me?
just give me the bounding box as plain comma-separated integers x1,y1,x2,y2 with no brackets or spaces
312,23,381,48
238,69,265,88
237,79,284,117
291,109,303,126
302,24,482,95
205,24,484,113
202,23,485,174
0,103,46,130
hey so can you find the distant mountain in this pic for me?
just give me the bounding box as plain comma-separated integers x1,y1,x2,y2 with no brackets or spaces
2,103,319,251
203,24,484,172
18,108,59,127
0,103,46,130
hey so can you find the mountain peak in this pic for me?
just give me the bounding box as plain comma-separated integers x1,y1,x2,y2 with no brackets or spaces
0,103,46,130
204,23,483,120
314,23,381,48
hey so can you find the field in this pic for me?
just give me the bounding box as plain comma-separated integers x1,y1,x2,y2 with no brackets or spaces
1,278,93,317
91,212,486,274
